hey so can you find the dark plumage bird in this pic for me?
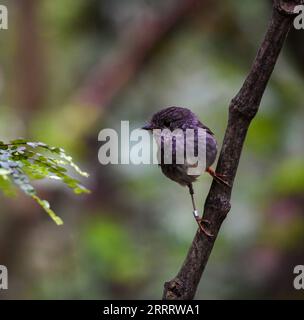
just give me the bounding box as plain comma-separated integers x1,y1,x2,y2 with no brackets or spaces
142,106,229,237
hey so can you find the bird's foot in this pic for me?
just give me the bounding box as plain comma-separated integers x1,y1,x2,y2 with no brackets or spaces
195,216,214,238
206,167,231,188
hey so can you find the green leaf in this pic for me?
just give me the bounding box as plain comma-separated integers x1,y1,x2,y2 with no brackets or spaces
0,139,89,224
0,175,15,196
22,161,50,180
0,141,8,150
59,151,89,177
0,168,11,175
11,168,36,196
10,138,28,145
73,184,90,194
32,195,63,225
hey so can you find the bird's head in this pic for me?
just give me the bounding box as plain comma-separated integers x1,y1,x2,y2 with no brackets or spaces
142,106,196,131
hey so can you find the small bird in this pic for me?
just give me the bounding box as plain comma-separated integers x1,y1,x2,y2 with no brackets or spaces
142,106,229,237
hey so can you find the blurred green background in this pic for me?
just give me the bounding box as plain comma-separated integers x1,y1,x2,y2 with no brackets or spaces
0,0,304,299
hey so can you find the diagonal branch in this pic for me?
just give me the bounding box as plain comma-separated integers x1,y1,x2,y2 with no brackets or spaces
163,0,303,300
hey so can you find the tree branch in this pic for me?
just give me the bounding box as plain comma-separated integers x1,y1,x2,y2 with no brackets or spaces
163,0,303,300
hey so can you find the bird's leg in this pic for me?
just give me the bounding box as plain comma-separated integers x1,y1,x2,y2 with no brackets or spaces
188,183,213,238
206,167,230,187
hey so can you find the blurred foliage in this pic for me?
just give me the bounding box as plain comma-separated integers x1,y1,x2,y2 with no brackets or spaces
271,159,304,195
0,139,89,224
83,217,148,283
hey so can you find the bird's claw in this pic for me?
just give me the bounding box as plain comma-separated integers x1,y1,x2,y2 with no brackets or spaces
206,167,231,188
214,174,231,188
196,218,214,238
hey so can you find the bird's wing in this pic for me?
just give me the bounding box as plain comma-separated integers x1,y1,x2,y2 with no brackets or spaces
198,120,214,135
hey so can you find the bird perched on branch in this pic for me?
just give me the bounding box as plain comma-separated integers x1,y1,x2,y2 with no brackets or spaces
142,106,229,237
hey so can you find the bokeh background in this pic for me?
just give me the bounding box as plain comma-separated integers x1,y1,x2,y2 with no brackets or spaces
0,0,304,299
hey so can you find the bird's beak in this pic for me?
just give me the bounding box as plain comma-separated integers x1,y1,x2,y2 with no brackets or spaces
141,122,153,130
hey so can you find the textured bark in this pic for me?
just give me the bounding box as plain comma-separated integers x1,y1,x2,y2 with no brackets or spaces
163,0,303,300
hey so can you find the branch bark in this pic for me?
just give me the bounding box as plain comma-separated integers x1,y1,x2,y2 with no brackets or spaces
163,0,303,300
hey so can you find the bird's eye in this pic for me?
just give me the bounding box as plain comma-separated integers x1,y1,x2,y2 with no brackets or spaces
163,120,171,128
